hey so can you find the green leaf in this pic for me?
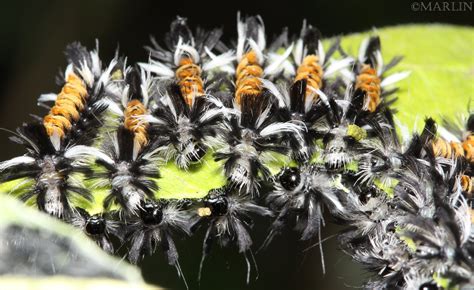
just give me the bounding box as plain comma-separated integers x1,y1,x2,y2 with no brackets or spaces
156,152,226,199
0,194,157,289
0,277,160,290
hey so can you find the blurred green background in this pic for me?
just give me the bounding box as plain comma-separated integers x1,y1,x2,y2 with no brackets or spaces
0,1,472,290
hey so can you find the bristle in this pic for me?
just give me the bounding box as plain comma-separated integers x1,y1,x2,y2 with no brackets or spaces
364,36,381,67
302,26,321,54
126,67,144,101
64,42,91,68
467,113,474,132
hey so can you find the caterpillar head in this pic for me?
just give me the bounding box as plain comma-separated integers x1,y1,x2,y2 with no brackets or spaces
140,200,164,225
278,167,302,192
202,188,229,216
85,215,107,236
70,209,122,254
272,165,338,207
268,166,317,214
357,151,402,187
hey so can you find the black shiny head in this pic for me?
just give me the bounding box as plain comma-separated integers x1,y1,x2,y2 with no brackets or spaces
140,201,164,225
385,221,397,233
369,155,391,173
204,190,229,216
419,282,440,290
371,156,381,167
359,185,379,204
85,215,106,236
279,167,301,191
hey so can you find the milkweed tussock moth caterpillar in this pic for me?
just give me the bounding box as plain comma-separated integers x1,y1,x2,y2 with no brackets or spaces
139,17,231,170
210,14,302,196
0,43,115,219
0,14,472,289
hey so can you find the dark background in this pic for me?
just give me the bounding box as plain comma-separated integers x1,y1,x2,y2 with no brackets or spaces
0,1,472,289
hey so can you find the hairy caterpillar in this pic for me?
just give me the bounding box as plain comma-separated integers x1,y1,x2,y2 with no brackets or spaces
139,17,230,169
0,43,115,218
212,14,301,195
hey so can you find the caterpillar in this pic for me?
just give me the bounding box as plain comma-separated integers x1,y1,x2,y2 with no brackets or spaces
87,66,192,286
89,67,159,214
260,23,351,162
211,14,300,195
139,17,230,169
0,43,114,218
